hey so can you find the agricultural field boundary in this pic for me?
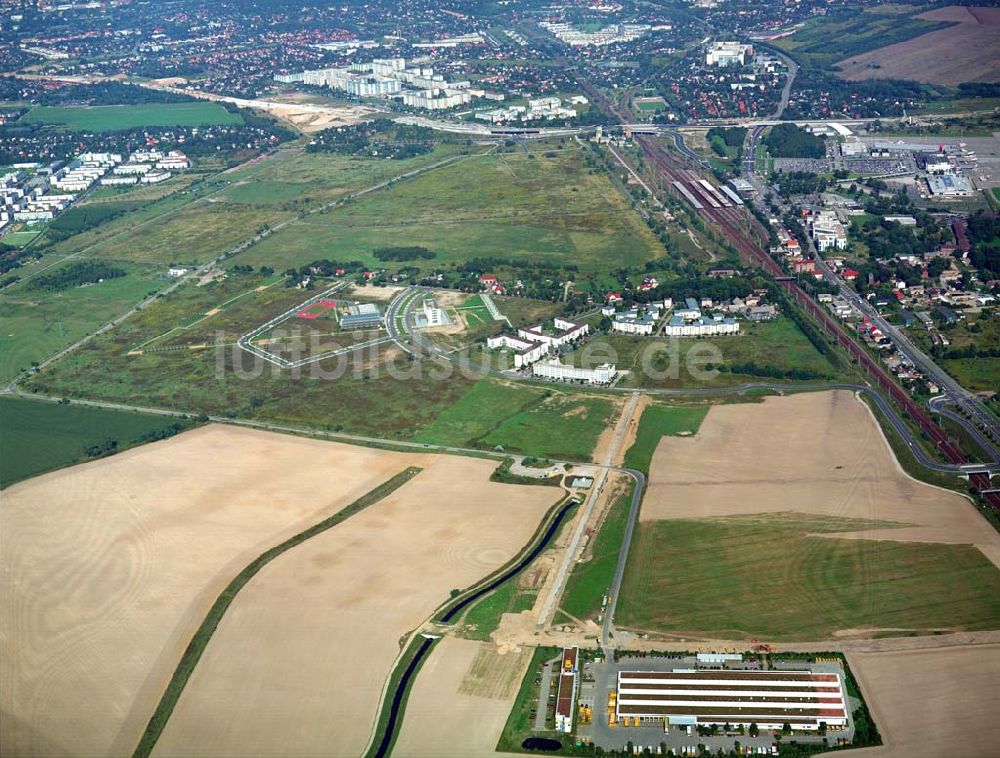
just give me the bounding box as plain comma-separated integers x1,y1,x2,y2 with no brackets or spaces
362,494,579,758
131,465,423,758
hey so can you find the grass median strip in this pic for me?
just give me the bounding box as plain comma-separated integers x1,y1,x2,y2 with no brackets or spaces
131,465,423,758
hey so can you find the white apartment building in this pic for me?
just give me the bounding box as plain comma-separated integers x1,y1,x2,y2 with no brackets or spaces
612,307,657,335
517,318,588,349
100,175,139,186
532,359,616,385
811,211,848,252
662,315,739,336
486,334,548,368
114,163,152,175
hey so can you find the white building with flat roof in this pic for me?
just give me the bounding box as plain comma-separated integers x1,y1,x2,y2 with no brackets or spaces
487,334,547,368
663,315,739,336
517,318,588,349
615,668,847,730
533,359,616,385
706,41,753,66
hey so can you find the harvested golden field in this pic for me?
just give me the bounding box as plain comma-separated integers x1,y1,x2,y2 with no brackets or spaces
151,456,558,758
840,644,1000,757
394,638,532,758
836,6,1000,85
641,390,1000,565
0,425,419,758
0,425,558,758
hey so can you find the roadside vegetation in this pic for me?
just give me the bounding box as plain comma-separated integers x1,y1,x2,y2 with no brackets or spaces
559,480,634,623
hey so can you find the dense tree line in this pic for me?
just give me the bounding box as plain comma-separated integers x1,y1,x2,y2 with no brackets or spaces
855,216,946,261
372,246,436,262
31,260,125,290
774,171,828,198
45,202,137,243
41,82,194,106
764,124,825,159
967,211,1000,276
306,119,435,160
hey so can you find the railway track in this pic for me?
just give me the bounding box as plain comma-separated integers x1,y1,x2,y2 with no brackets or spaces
635,135,1000,513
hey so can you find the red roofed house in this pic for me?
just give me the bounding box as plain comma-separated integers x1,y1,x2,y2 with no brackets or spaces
606,292,623,304
842,268,859,281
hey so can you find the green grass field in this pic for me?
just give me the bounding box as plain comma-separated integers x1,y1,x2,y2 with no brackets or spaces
567,317,843,389
57,202,295,266
1,230,42,247
0,396,196,488
623,403,709,474
480,392,616,462
235,148,664,274
559,480,634,622
22,102,243,132
460,581,537,641
412,379,544,447
618,513,1000,640
412,379,615,461
456,294,494,327
0,261,165,383
940,357,1000,393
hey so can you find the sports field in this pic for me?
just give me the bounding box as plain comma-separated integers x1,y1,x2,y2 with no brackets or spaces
619,390,1000,640
847,644,1000,757
394,638,531,758
150,454,559,757
21,102,243,131
234,147,664,274
0,396,195,487
1,230,42,247
0,425,430,757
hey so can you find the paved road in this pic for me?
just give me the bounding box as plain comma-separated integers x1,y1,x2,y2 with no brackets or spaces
536,392,642,630
768,48,799,121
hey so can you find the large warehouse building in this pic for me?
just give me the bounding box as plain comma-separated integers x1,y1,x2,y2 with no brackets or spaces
615,669,847,731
